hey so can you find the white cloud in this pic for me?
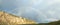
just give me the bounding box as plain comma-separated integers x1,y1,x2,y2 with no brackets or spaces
45,18,59,22
32,0,43,6
47,10,56,15
14,0,60,23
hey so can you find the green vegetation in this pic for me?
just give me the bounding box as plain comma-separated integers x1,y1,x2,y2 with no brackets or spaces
38,20,60,25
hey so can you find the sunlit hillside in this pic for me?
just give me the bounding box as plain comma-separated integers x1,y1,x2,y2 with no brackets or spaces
0,11,36,25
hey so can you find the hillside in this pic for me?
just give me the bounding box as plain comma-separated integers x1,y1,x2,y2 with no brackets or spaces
1,11,60,25
38,20,60,25
0,11,36,25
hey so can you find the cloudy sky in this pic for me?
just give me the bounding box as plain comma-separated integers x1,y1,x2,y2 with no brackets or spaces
0,0,60,23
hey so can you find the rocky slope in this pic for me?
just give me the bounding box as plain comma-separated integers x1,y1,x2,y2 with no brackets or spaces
0,11,36,25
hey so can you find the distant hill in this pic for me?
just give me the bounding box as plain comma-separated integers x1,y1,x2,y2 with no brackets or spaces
0,11,36,25
38,20,60,25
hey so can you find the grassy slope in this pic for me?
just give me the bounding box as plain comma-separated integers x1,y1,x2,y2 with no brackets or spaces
38,20,60,25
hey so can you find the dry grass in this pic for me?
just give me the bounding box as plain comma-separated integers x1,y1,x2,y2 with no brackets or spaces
0,11,36,25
